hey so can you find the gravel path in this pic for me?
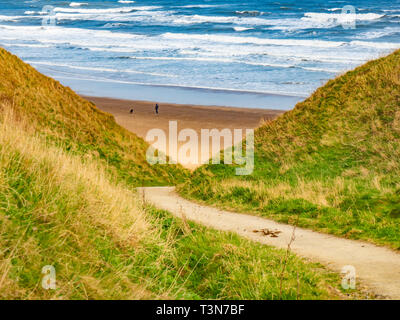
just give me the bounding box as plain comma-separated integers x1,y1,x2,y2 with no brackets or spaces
138,186,400,299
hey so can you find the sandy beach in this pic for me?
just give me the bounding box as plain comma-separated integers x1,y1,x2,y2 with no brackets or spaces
85,96,285,168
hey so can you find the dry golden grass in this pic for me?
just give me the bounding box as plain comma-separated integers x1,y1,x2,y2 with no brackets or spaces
0,103,154,299
0,105,150,247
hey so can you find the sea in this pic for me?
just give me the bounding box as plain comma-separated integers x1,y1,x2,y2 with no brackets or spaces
0,0,399,109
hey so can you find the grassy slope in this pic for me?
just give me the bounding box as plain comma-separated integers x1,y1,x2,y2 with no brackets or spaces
179,49,400,250
0,48,186,187
0,48,355,299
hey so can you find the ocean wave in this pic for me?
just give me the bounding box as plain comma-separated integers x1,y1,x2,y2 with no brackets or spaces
30,7,172,23
27,61,174,77
0,25,144,46
162,33,345,48
15,9,300,29
177,5,225,8
303,12,384,23
178,48,362,64
170,14,270,25
127,55,343,73
128,55,292,69
0,23,395,87
4,1,398,100
235,11,263,17
52,6,160,14
0,15,25,21
266,11,385,31
350,40,400,49
356,27,400,40
17,6,385,31
1,24,391,61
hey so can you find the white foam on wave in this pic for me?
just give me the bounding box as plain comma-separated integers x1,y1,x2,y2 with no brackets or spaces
19,5,386,32
0,15,25,21
177,4,225,8
356,26,400,40
128,55,343,73
0,25,143,45
350,40,400,49
47,11,253,24
2,43,52,48
267,11,385,31
33,6,169,23
1,24,392,55
303,12,384,23
69,2,88,7
162,33,345,48
129,55,290,68
26,61,174,77
233,27,254,32
171,14,265,25
118,1,135,3
17,8,288,28
52,6,160,14
302,66,343,73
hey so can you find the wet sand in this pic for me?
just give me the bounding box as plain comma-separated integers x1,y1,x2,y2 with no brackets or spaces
85,96,285,169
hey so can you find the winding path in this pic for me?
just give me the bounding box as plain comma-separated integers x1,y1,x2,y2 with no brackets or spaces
138,186,400,299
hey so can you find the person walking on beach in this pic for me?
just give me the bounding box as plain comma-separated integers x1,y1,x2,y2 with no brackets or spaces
155,104,159,115
130,108,134,114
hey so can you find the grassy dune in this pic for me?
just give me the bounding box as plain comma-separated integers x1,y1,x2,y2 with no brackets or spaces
179,49,400,250
0,48,186,187
0,48,355,299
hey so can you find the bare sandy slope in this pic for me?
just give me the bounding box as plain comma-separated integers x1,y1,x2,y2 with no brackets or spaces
85,96,284,169
139,186,400,299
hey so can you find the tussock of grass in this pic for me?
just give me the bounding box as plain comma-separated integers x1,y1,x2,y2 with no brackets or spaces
0,48,356,299
180,49,400,249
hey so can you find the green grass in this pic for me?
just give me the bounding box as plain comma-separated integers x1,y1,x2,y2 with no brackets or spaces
179,49,400,250
0,48,358,299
